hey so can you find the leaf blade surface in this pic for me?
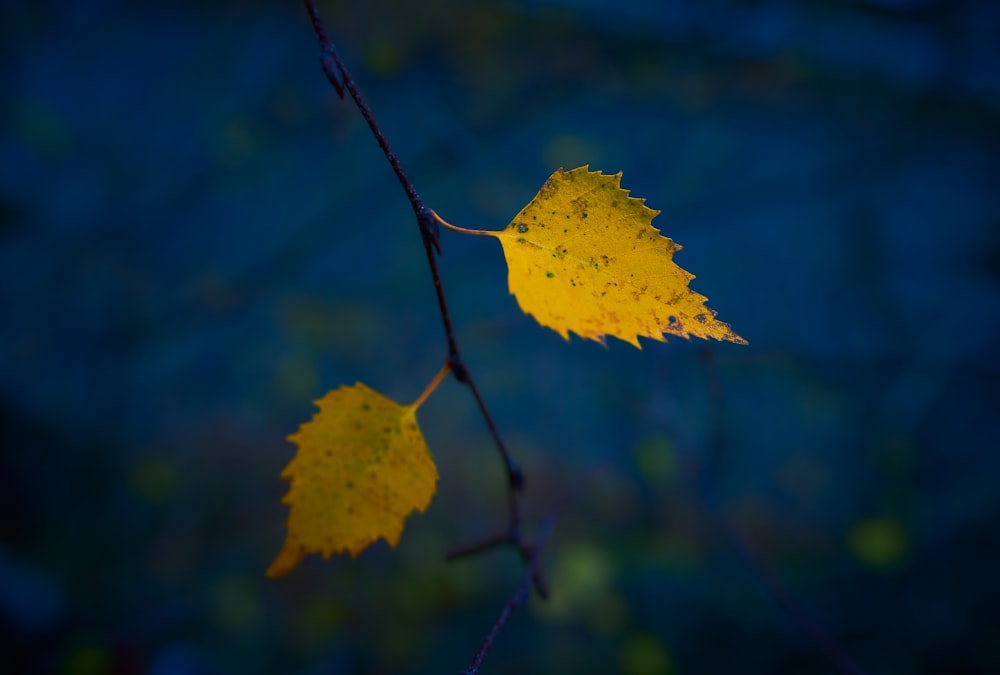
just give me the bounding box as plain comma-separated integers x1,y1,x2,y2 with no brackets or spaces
268,383,437,577
493,166,746,347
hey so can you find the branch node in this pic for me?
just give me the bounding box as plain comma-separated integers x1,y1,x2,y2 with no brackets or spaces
508,462,525,492
319,52,345,99
461,517,555,674
418,205,442,255
448,354,470,384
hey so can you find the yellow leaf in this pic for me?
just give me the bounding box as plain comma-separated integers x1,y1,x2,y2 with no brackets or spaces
441,166,746,347
268,382,438,578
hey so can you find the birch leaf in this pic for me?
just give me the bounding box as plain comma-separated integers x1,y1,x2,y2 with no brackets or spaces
449,166,747,348
268,382,438,578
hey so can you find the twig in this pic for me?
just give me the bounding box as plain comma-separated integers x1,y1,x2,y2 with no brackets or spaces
299,3,543,670
698,348,866,675
462,518,554,675
300,0,523,537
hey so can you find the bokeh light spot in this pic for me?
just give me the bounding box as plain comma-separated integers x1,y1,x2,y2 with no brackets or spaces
848,517,908,569
620,633,673,675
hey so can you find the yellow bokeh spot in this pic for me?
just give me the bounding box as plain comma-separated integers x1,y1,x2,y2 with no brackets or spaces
848,517,908,569
620,634,673,675
633,435,678,485
130,457,179,504
560,543,614,596
364,40,403,78
533,542,618,629
66,645,109,675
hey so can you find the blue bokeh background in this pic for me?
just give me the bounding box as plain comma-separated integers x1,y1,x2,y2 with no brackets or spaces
2,0,999,673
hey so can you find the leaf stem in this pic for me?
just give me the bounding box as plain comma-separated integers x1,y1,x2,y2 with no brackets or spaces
430,209,498,237
411,361,451,410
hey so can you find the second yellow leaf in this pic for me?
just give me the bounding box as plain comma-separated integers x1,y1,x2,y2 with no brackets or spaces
268,383,438,578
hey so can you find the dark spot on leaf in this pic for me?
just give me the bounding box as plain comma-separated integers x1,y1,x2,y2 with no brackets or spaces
668,316,676,323
582,212,588,218
517,223,528,233
546,271,555,278
361,403,371,411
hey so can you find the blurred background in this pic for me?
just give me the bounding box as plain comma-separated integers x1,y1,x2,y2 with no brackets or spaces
2,0,999,673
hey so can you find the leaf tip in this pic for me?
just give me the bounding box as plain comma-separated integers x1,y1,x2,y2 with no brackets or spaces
267,542,304,579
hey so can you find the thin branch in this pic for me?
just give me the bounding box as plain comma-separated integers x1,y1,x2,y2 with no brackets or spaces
299,6,549,672
302,0,344,98
445,532,513,561
462,518,554,675
300,0,523,537
698,348,866,675
304,2,416,208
